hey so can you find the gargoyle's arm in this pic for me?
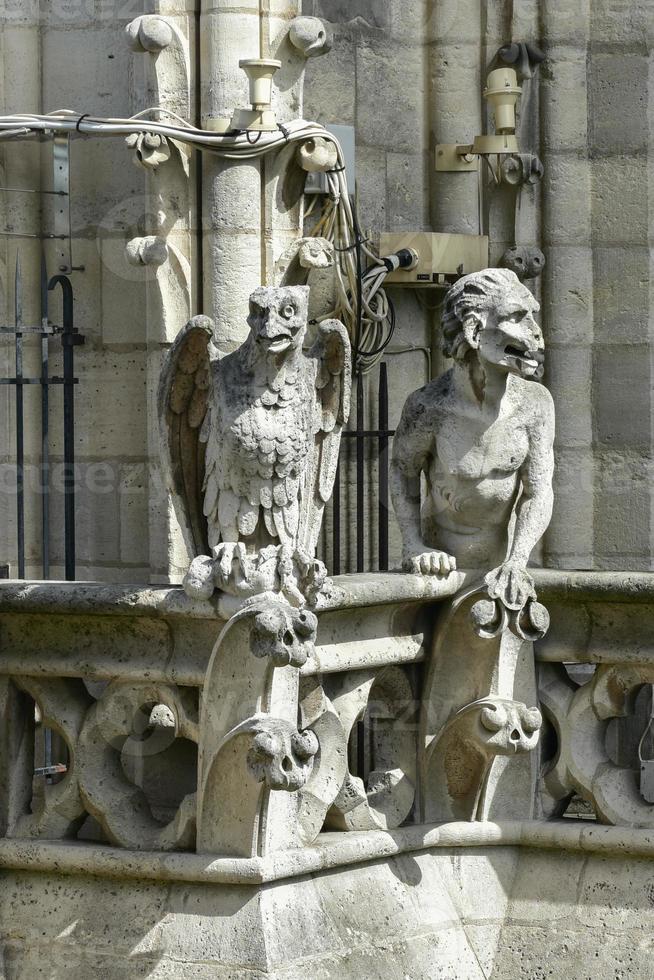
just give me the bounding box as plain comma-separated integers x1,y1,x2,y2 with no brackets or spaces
391,393,449,570
390,462,424,559
390,392,433,559
509,391,555,566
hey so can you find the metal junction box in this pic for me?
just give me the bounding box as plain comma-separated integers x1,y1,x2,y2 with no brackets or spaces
379,232,489,286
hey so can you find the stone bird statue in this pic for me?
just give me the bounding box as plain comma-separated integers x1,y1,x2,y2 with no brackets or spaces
159,285,351,605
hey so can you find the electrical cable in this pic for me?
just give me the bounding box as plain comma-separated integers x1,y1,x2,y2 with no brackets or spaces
0,108,407,373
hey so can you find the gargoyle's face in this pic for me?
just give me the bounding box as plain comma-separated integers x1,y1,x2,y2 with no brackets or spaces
247,286,309,358
477,290,544,380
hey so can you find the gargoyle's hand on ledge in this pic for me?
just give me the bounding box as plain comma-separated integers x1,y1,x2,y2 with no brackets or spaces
402,547,457,576
485,560,536,611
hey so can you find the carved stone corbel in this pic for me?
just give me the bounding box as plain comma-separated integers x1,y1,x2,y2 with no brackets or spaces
197,593,343,856
420,584,542,822
424,695,542,822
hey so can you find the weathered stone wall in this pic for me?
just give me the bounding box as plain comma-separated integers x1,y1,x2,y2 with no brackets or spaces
5,845,654,978
304,0,654,573
540,0,654,571
0,0,182,582
0,0,652,580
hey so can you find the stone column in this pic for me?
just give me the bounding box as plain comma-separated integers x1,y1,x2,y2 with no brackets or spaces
427,0,483,379
199,0,305,350
586,0,653,570
540,0,595,569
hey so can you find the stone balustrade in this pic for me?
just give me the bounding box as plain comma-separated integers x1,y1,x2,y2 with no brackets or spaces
4,570,654,976
2,568,654,882
0,572,467,863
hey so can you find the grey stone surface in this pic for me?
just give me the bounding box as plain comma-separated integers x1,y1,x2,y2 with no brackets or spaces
5,843,654,978
593,345,651,447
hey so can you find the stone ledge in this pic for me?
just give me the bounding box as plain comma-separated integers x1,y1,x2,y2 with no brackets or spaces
531,568,654,601
2,820,654,886
3,570,653,621
0,570,470,620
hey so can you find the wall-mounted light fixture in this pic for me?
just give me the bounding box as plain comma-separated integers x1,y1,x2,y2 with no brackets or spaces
230,59,282,132
435,67,522,173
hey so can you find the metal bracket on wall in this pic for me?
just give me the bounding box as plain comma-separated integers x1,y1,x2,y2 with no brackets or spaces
0,135,81,272
435,144,479,173
53,135,72,274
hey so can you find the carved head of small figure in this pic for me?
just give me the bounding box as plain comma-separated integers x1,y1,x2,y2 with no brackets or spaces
441,268,544,380
250,601,317,668
247,721,319,791
478,697,542,754
247,285,310,359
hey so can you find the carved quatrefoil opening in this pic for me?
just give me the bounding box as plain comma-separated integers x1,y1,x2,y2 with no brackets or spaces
120,701,198,824
604,683,654,806
78,682,199,850
539,663,654,826
328,666,418,832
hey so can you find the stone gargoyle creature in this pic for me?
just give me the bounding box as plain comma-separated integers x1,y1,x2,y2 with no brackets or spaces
390,268,554,618
159,285,351,606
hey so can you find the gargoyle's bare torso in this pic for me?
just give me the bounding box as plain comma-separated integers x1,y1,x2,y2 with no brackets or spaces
395,368,549,566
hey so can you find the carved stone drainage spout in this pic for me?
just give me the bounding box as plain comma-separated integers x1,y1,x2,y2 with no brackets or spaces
424,694,542,822
420,582,545,824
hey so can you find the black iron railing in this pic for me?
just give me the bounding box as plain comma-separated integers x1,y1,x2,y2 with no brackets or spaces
330,362,394,575
0,254,83,578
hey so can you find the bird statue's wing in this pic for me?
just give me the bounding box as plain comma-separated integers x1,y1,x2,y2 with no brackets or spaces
158,315,215,558
299,318,352,555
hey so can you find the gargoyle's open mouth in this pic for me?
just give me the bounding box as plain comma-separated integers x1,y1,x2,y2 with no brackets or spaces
260,333,292,353
504,344,544,376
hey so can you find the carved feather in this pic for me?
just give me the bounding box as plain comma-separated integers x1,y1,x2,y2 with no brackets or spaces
263,506,276,538
297,319,352,555
237,498,259,537
158,315,216,558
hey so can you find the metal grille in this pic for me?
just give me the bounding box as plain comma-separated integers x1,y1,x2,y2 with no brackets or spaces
328,361,394,576
0,254,83,578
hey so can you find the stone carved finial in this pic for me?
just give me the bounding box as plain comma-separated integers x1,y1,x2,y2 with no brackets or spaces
159,287,351,607
470,593,550,641
125,236,169,267
391,268,554,626
297,137,339,174
125,132,171,170
247,717,319,791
